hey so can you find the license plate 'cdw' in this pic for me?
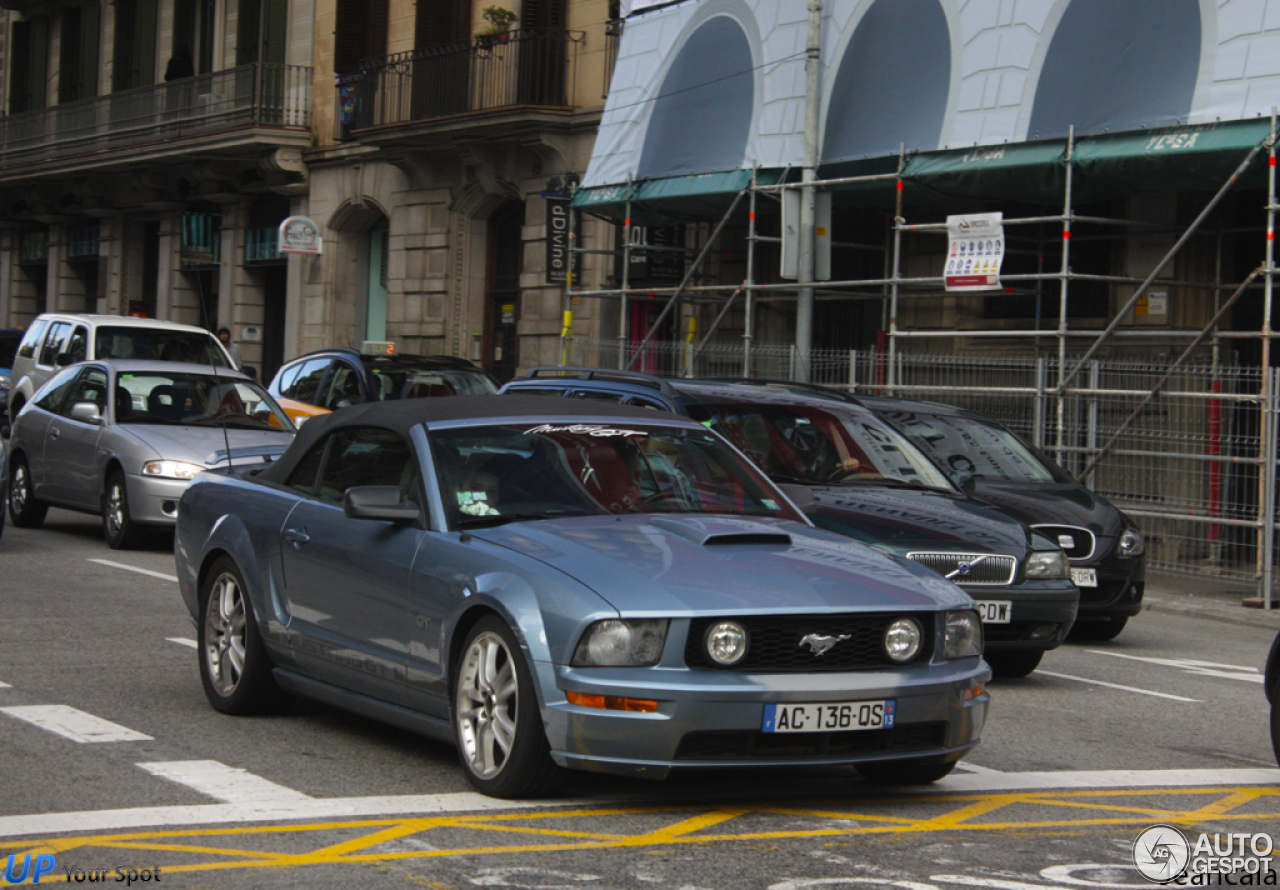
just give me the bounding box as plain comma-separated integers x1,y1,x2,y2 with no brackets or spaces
762,699,895,733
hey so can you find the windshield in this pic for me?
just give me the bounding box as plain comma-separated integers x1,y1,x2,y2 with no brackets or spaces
431,422,804,527
879,410,1059,483
95,326,232,368
688,403,952,489
115,372,293,430
373,367,498,400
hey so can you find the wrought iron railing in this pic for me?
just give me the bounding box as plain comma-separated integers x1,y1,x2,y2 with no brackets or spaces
0,63,311,170
19,229,48,264
337,29,583,138
245,226,285,263
67,223,100,260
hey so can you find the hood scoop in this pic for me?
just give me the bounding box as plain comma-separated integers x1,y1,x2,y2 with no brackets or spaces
648,516,792,547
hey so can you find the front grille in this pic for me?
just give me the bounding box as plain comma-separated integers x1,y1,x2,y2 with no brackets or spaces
675,721,947,760
906,552,1016,585
684,613,934,672
1033,525,1096,560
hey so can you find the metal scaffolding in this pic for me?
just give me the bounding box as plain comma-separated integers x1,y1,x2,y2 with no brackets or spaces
566,115,1280,605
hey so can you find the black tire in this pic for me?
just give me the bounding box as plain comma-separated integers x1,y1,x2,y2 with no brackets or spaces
1271,691,1280,769
198,556,287,715
856,758,958,785
1069,616,1129,642
102,470,145,550
452,615,562,798
9,454,47,528
986,649,1044,678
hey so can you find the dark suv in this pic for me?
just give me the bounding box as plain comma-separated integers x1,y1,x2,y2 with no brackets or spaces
853,394,1145,641
267,348,497,418
501,368,1081,677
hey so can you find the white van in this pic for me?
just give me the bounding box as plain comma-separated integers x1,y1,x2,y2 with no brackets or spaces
8,314,234,425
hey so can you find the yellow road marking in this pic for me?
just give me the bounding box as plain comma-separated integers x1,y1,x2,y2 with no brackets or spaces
2,786,1276,884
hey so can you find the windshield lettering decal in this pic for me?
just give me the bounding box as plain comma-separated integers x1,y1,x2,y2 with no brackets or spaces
524,424,647,438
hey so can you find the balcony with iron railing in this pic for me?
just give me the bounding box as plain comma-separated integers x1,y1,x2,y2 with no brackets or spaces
336,28,585,141
0,63,312,176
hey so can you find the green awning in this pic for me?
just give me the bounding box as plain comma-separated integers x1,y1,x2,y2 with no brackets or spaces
573,169,783,225
578,119,1274,222
901,139,1068,205
1070,118,1272,197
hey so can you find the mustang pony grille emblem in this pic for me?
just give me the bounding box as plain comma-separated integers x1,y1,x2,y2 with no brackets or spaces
799,633,851,656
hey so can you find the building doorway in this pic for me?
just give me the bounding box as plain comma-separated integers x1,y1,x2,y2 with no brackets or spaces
629,299,674,375
484,202,523,382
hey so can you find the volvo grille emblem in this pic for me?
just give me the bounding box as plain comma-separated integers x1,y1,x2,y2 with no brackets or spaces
799,633,851,656
945,554,989,580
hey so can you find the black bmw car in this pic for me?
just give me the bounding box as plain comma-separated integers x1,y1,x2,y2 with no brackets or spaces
858,395,1145,641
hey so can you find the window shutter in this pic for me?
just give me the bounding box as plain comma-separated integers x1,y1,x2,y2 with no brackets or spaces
261,0,287,64
172,0,196,66
80,2,101,97
522,0,566,30
135,0,157,84
236,0,261,65
332,0,364,73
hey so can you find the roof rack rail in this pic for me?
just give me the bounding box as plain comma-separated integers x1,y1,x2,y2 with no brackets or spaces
702,377,863,404
519,366,678,396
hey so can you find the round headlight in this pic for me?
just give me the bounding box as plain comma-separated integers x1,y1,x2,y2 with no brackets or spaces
884,618,923,664
705,621,748,667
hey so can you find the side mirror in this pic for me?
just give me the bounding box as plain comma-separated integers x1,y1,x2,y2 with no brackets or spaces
775,482,818,516
69,402,102,425
343,485,420,523
55,353,76,367
949,470,976,496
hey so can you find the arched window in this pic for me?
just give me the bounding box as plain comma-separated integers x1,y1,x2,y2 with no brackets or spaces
822,0,950,162
637,16,754,180
1027,0,1200,140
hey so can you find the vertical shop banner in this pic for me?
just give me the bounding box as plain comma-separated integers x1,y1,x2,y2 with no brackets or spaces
944,212,1004,291
545,195,578,284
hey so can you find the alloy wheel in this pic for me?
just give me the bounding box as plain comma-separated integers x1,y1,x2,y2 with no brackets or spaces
11,464,29,514
204,571,248,697
456,630,519,779
106,481,126,538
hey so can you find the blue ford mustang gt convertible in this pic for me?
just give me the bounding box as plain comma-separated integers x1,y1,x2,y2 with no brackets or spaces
175,396,990,798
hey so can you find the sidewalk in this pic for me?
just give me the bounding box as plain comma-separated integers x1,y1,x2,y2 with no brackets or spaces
1143,573,1280,630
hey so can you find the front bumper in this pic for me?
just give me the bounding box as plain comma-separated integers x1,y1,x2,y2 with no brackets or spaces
962,580,1080,651
1074,550,1146,618
539,658,989,780
126,473,193,526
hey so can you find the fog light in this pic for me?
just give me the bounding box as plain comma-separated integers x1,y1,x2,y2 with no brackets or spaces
705,621,748,667
1028,623,1060,641
162,500,178,515
884,618,923,664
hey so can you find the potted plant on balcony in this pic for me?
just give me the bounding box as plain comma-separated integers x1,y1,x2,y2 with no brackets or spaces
476,6,518,46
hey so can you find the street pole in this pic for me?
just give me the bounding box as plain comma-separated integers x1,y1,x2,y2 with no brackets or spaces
794,0,822,382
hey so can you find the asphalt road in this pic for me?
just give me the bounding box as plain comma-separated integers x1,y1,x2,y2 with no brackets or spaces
1,508,1277,889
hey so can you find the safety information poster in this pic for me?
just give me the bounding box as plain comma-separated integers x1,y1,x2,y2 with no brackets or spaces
944,212,1004,291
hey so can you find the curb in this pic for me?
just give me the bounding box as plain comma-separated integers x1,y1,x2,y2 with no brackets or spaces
1141,593,1280,630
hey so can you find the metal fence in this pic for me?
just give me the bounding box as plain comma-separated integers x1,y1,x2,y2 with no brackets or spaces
0,64,311,169
338,29,583,137
563,337,1277,597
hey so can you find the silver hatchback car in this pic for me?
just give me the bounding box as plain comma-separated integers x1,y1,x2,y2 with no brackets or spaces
8,360,294,548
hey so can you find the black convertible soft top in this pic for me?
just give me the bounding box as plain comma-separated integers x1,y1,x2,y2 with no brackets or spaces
255,393,690,486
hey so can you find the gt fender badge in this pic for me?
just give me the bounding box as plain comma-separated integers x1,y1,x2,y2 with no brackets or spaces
799,633,851,656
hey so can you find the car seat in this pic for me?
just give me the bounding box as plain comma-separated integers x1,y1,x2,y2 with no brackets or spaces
147,384,188,423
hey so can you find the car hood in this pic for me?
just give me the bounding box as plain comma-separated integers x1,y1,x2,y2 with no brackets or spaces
117,424,294,466
808,485,1031,555
969,480,1123,539
471,514,970,615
